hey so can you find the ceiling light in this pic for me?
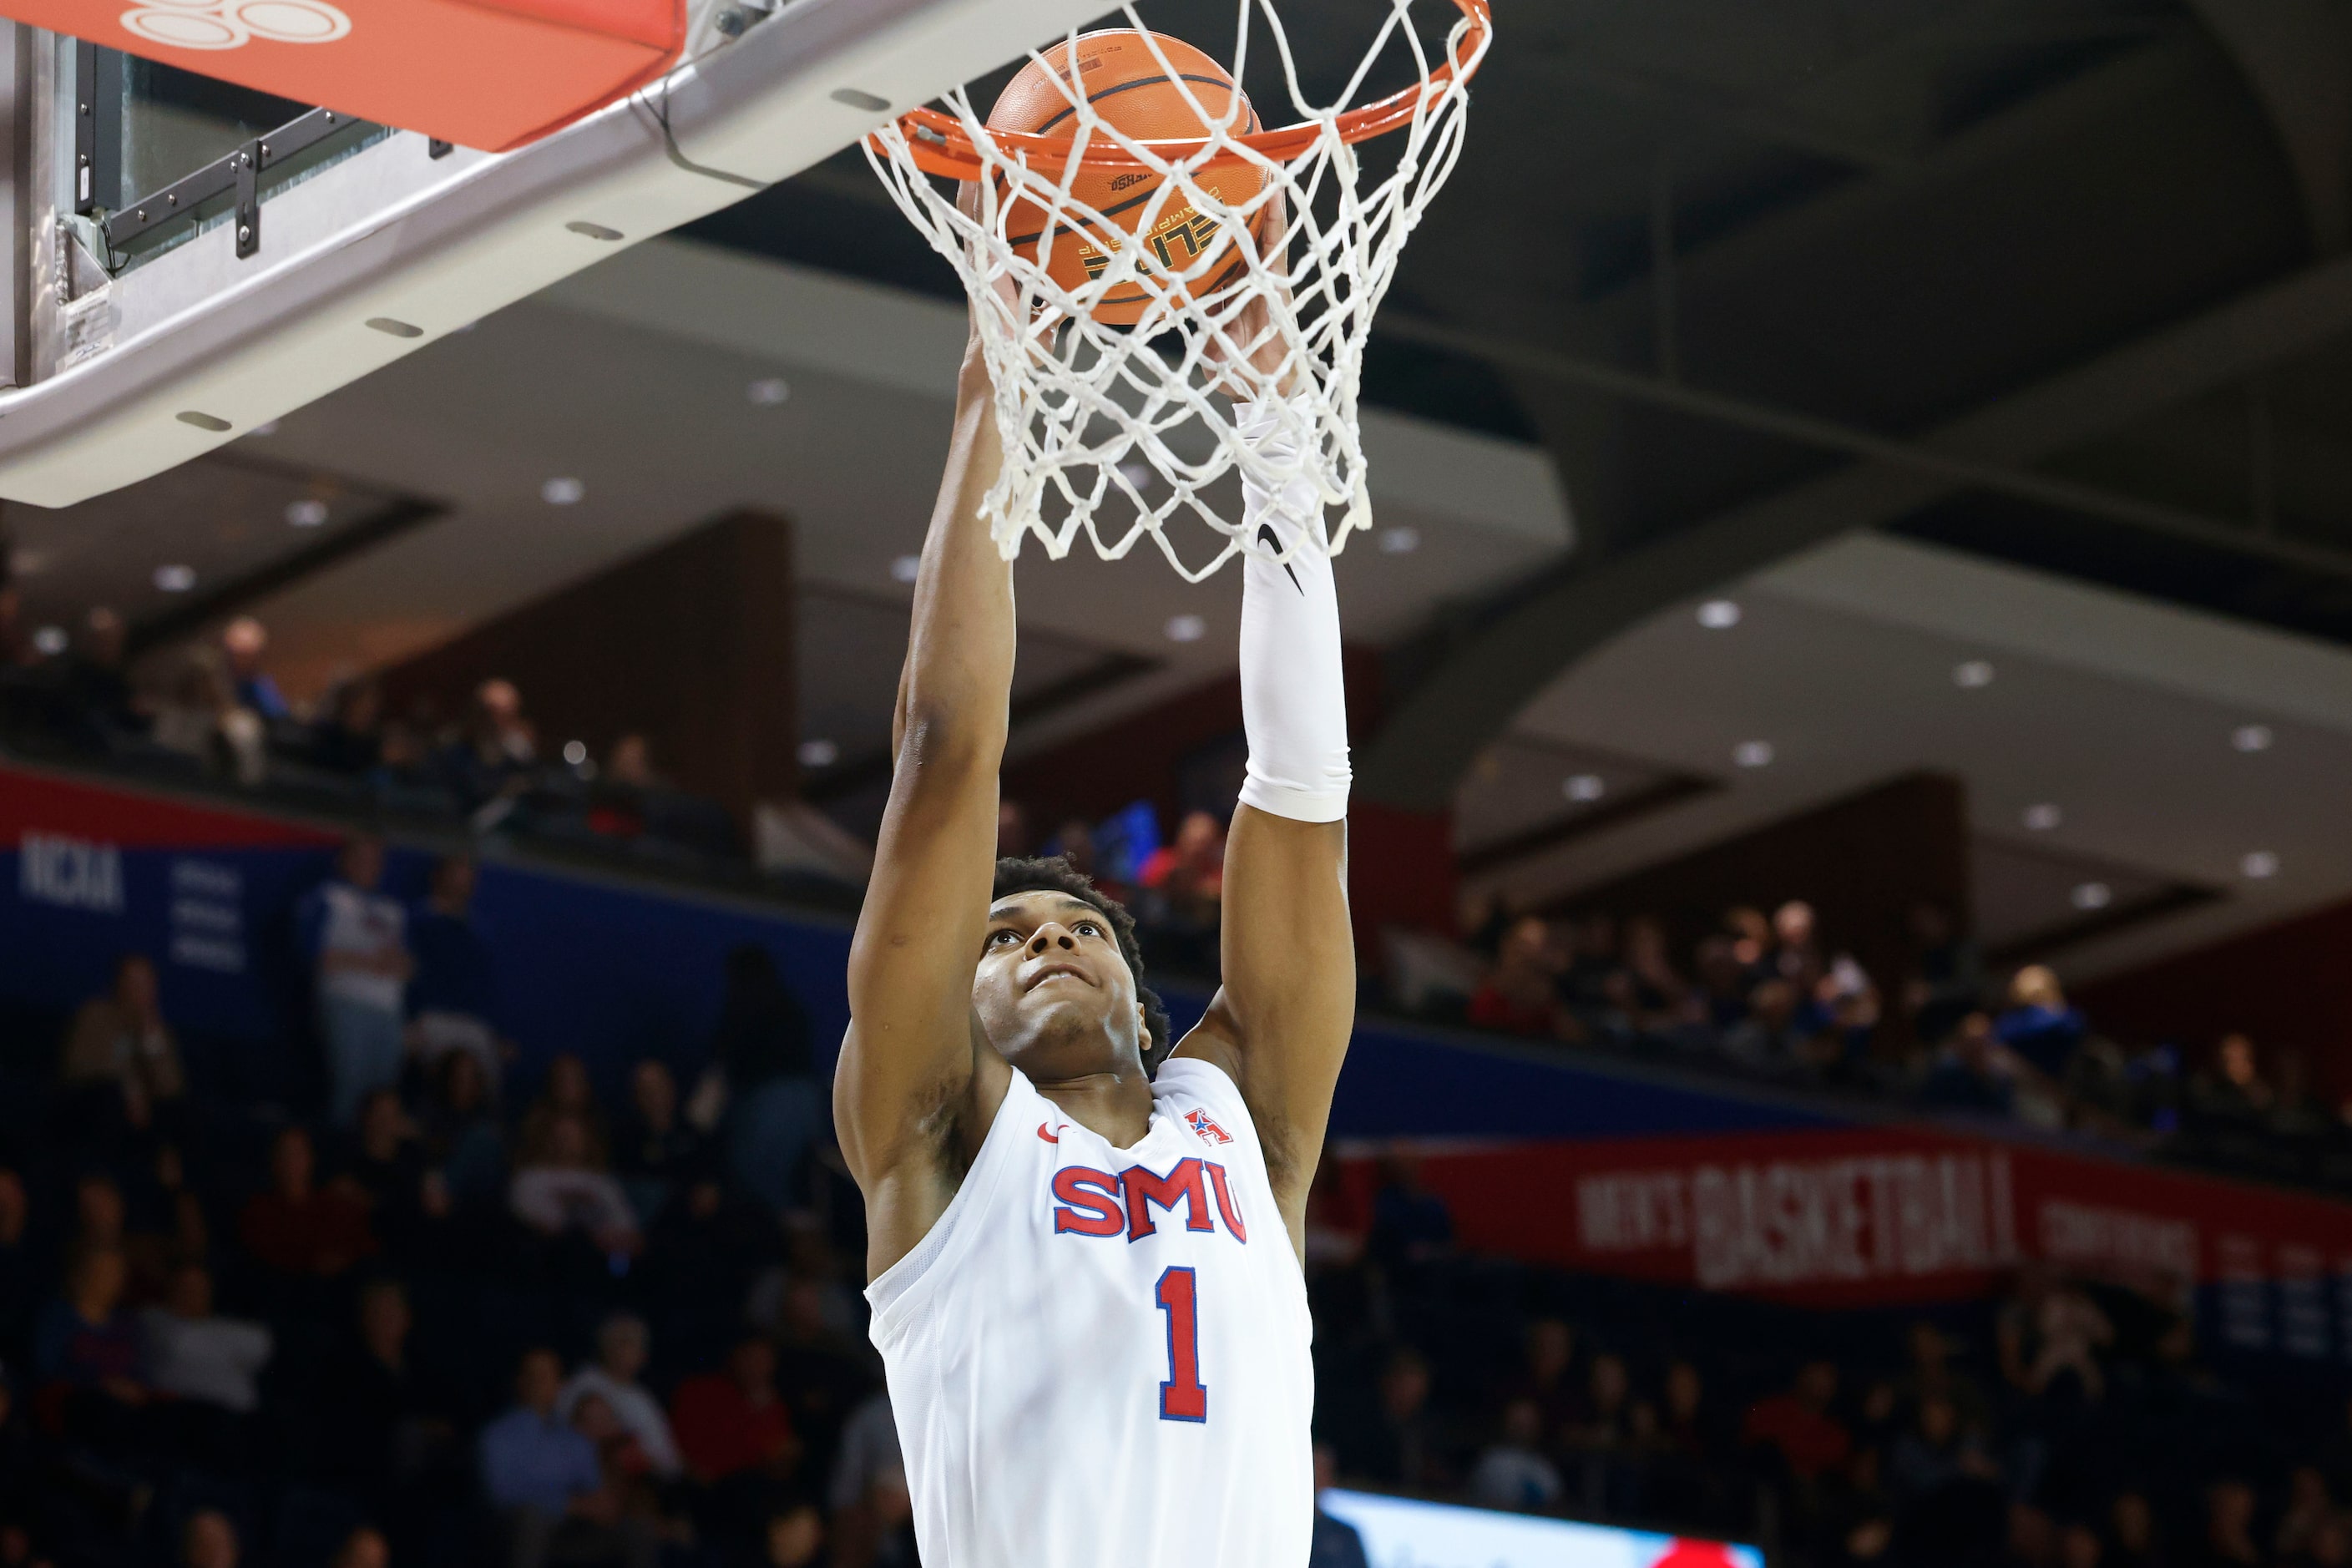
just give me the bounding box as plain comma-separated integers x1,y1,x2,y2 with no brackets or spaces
1165,614,1206,644
1115,459,1155,492
562,740,588,766
2241,850,2279,879
541,476,585,505
2071,882,2112,912
31,625,66,656
747,377,790,406
2022,802,2062,832
889,554,920,584
1378,526,1421,554
797,738,840,768
1732,740,1773,768
2231,724,2273,753
154,564,196,592
1697,599,1742,630
286,498,329,527
1564,773,1605,803
1952,660,1995,689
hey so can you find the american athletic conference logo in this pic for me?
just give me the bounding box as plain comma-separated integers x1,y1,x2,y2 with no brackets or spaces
120,0,351,51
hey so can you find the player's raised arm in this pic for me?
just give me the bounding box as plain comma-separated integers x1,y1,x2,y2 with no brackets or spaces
1175,289,1358,1252
834,317,1017,1280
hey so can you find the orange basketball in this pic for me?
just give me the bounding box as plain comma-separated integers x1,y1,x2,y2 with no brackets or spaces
986,30,1267,326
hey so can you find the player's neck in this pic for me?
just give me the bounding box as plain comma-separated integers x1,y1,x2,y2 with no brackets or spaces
1029,1069,1156,1150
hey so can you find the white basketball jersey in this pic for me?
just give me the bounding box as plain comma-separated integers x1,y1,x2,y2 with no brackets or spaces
866,1056,1315,1568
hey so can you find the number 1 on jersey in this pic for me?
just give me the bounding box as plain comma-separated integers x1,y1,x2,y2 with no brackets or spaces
1155,1266,1207,1423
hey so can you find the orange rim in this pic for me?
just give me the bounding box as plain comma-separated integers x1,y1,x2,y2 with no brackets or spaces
873,0,1492,180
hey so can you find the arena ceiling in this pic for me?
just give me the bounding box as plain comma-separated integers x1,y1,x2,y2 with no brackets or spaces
13,0,2352,978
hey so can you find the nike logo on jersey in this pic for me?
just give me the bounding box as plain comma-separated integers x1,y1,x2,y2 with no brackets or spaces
1037,1122,1062,1144
1052,1156,1247,1243
1184,1108,1232,1146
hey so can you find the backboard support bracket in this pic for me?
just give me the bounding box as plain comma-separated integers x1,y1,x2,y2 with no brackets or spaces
233,139,256,257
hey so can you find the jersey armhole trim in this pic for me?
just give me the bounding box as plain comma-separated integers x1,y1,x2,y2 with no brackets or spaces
864,1070,1029,1348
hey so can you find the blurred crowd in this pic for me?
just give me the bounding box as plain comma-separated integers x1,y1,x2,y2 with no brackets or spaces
0,841,893,1568
1384,897,2352,1199
0,608,742,871
1309,1159,2352,1568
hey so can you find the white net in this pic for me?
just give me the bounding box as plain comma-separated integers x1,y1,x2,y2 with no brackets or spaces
863,0,1490,581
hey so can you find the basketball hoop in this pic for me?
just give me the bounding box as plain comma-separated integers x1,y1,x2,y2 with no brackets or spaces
864,0,1493,581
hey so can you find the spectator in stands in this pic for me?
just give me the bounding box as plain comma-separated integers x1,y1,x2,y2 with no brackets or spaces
1615,915,1695,1034
1352,1345,1446,1491
237,1125,375,1284
1367,1153,1454,1272
510,1113,641,1258
220,617,289,721
1469,1395,1563,1511
1309,1443,1370,1568
33,1247,150,1450
444,678,537,807
1744,1361,1852,1486
1994,967,2087,1081
2275,1466,2337,1560
313,678,384,774
1139,809,1225,919
149,646,266,784
2191,1479,2263,1568
560,1313,684,1481
180,1510,240,1568
407,852,504,1091
59,953,186,1136
763,1504,825,1568
58,606,138,741
312,1278,455,1504
1919,1013,2017,1116
1469,917,1567,1038
1998,1268,2114,1405
670,1335,799,1488
2191,1033,2275,1122
605,735,660,791
828,1390,908,1568
519,1053,610,1167
615,1059,709,1225
1904,903,1982,1048
1885,1393,1998,1508
712,946,818,1213
139,1261,271,1435
1499,1317,1581,1444
337,1088,441,1257
995,799,1029,859
301,833,414,1125
480,1347,655,1568
332,1527,391,1568
422,1047,508,1209
1769,900,1825,991
2107,1491,2163,1568
0,1170,33,1365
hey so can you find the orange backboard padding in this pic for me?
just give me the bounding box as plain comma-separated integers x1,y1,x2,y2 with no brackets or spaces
3,0,685,151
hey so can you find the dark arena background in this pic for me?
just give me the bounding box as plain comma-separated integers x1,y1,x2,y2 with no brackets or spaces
5,3,2352,1568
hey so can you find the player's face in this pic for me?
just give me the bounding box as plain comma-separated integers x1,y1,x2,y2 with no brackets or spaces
974,891,1148,1078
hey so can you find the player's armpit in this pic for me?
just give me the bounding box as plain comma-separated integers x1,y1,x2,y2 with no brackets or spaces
1191,803,1353,1235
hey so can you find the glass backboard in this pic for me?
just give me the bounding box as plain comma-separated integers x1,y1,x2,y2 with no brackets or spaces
0,0,1112,507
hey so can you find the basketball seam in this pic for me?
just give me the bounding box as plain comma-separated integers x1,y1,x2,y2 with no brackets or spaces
1024,72,1240,137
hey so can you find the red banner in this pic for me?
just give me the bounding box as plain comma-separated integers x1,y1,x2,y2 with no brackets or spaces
1343,1125,2352,1354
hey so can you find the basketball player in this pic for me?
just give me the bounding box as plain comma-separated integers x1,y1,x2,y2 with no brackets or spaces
832,257,1355,1561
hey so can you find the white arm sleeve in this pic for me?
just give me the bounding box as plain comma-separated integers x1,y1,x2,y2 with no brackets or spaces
1236,395,1351,824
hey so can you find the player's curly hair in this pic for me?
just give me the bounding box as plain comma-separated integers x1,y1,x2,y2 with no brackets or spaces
992,854,1174,1075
